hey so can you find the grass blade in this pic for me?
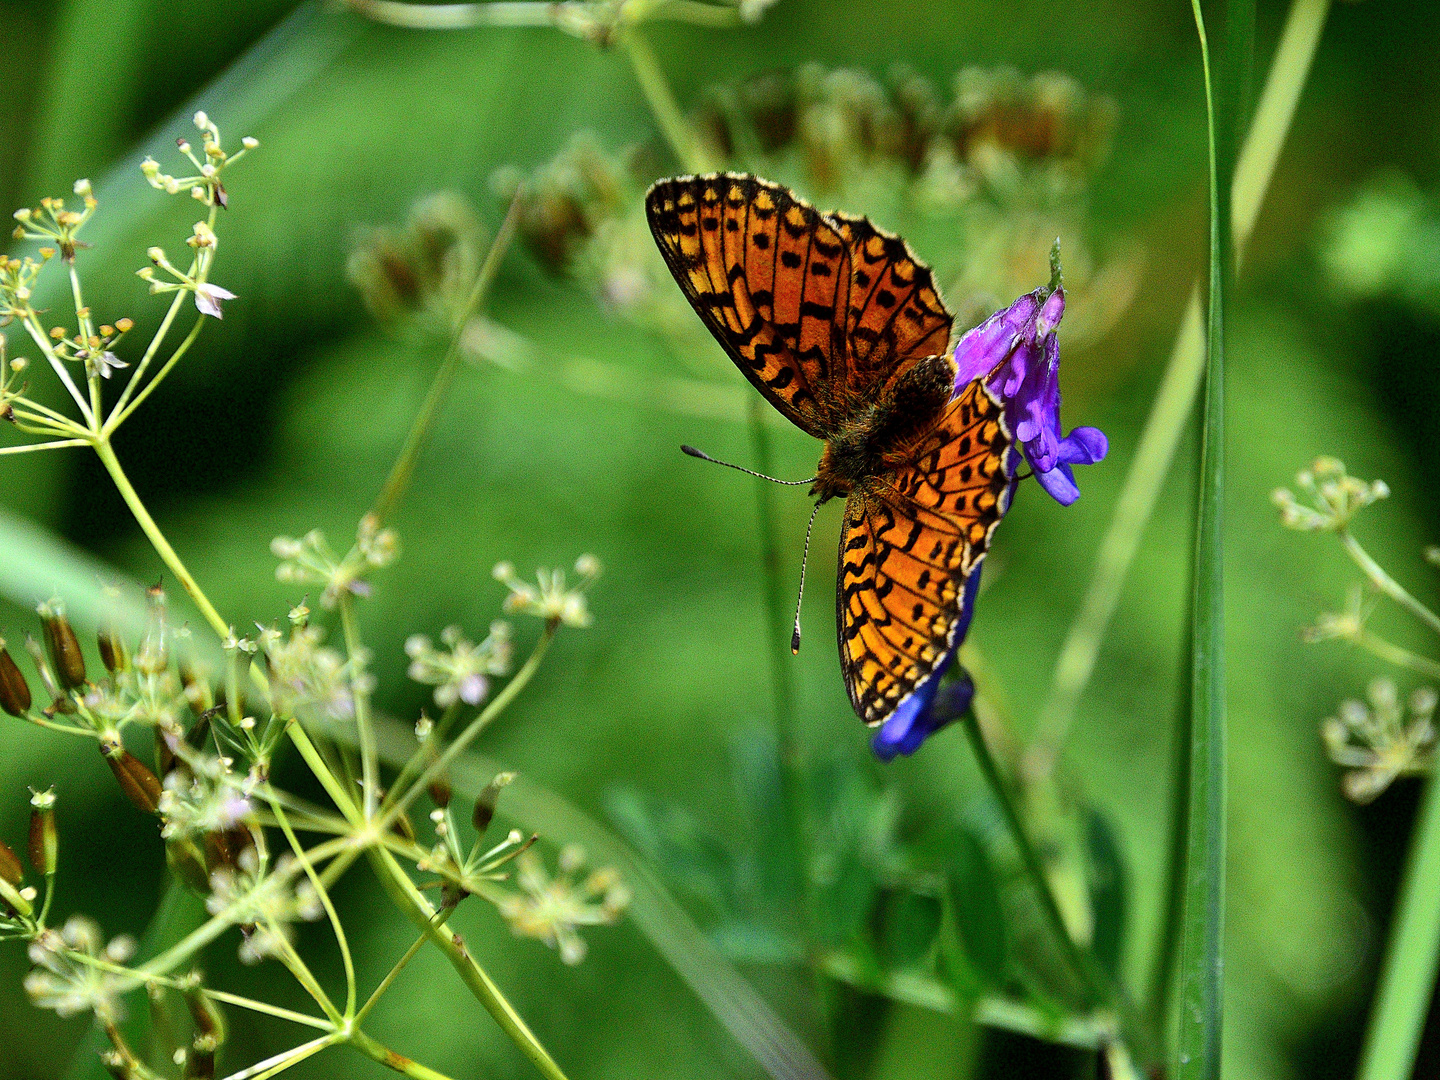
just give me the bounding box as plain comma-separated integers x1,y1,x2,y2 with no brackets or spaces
1356,771,1440,1080
1176,0,1250,1075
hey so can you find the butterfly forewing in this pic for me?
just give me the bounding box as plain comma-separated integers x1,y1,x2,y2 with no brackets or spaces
647,175,852,437
832,213,953,385
837,381,1012,725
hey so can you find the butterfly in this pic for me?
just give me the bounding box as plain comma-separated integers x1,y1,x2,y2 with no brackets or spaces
645,173,1016,731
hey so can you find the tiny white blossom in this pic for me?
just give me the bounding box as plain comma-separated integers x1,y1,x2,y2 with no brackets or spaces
194,282,236,319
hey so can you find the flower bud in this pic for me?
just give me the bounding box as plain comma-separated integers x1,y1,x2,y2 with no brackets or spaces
0,837,22,886
24,634,74,713
183,977,227,1049
97,625,128,674
0,641,32,716
37,599,85,690
472,772,515,835
28,788,56,876
428,774,452,809
101,739,162,814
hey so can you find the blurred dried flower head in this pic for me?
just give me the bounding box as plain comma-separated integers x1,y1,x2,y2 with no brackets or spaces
1273,457,1390,532
24,915,135,1021
348,191,487,325
1322,678,1436,803
497,63,1134,376
496,844,630,965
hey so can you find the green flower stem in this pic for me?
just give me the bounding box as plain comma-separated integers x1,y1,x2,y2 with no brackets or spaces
108,290,188,420
128,837,353,984
355,925,434,1027
746,394,811,916
92,436,230,640
349,0,743,30
1175,0,1244,1071
621,25,717,175
368,846,571,1080
1025,0,1332,783
338,595,379,821
269,796,358,1017
107,313,207,432
622,25,811,922
1340,530,1440,637
229,1033,341,1080
959,710,1151,1063
369,190,522,526
379,623,556,832
21,314,93,424
1353,629,1440,680
287,722,364,824
0,438,89,455
349,1029,459,1080
1358,770,1440,1080
199,988,332,1031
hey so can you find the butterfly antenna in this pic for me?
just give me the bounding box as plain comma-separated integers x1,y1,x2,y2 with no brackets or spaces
680,445,816,486
790,500,822,654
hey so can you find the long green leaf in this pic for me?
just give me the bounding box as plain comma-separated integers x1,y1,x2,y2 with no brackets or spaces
1356,771,1440,1080
1175,0,1248,1074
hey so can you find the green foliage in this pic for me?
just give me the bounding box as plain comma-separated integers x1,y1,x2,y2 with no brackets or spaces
1,1,1438,1079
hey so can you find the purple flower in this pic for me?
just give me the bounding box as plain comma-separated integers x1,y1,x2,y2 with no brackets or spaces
872,269,1109,762
872,572,982,761
952,282,1107,506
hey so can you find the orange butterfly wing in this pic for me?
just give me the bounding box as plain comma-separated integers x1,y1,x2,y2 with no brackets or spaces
837,380,1014,725
646,173,853,438
831,213,953,389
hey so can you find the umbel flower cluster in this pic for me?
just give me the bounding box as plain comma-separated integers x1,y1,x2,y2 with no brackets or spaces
0,108,628,1080
1274,457,1440,802
0,552,625,1074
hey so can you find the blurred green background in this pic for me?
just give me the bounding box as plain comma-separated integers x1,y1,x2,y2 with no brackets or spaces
2,0,1440,1078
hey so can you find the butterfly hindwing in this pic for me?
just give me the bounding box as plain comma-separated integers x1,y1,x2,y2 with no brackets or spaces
646,174,851,438
837,380,1013,725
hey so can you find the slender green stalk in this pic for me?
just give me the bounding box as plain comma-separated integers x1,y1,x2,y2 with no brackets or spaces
1175,0,1245,1072
93,438,230,639
1357,770,1440,1080
368,847,571,1080
108,314,208,430
338,595,379,820
370,191,522,526
269,797,358,1017
1025,0,1332,782
622,21,810,925
0,438,88,455
1340,531,1440,637
620,25,717,175
349,0,744,30
379,624,555,830
958,711,1149,1061
355,926,435,1026
349,1029,459,1080
222,1033,340,1080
